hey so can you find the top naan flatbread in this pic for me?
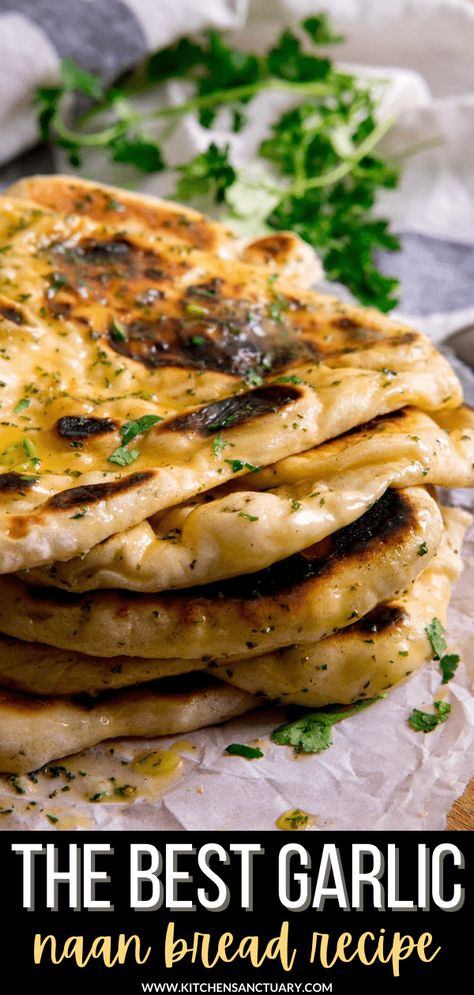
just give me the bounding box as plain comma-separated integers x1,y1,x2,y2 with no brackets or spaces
26,405,474,592
0,178,461,574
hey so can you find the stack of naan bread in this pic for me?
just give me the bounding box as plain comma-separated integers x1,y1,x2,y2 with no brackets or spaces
0,176,472,774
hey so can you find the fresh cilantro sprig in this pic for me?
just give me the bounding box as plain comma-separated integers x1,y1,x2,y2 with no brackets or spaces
272,698,381,755
35,14,401,310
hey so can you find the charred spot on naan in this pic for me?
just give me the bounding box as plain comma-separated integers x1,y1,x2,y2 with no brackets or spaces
342,603,408,635
164,385,301,435
0,302,24,325
42,236,179,320
0,473,38,494
24,180,222,250
0,687,57,714
56,416,117,440
185,489,415,603
46,471,154,509
5,472,154,539
110,293,319,377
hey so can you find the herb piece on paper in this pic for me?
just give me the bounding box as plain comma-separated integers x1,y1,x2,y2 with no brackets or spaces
225,743,264,759
272,698,381,754
408,700,451,734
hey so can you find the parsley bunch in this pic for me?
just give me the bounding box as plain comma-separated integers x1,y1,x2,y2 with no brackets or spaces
36,14,401,310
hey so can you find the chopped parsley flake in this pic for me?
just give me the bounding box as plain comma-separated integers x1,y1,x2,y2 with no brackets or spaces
186,303,209,318
108,414,162,465
440,653,460,685
69,506,88,520
425,618,447,660
14,398,30,414
225,458,261,474
110,317,128,341
238,511,259,521
225,743,264,759
120,414,163,446
212,433,228,458
274,375,303,385
418,541,428,556
108,446,140,466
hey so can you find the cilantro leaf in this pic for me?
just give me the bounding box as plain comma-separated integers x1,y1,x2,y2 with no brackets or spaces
225,743,264,759
110,134,164,173
120,414,162,446
212,433,228,458
302,15,343,46
175,144,236,203
408,700,451,733
272,698,380,754
60,58,103,100
268,30,331,83
225,459,261,474
425,618,447,660
108,446,140,467
439,654,460,685
14,398,30,415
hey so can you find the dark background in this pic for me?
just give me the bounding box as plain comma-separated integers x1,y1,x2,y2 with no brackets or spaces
2,832,472,994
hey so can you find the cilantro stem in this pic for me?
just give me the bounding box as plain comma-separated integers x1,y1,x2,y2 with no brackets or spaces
54,77,337,149
289,115,396,196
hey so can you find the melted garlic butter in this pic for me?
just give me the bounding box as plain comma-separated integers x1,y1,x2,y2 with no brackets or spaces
276,809,315,831
0,739,198,828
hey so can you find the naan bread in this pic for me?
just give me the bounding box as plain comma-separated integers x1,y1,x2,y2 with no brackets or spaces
28,405,474,593
0,184,461,574
216,507,470,705
0,487,443,659
0,637,205,696
8,174,323,287
0,675,257,775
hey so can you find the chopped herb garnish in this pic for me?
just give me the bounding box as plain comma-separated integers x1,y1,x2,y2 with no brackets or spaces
46,813,59,824
212,432,228,458
22,437,40,466
274,375,303,385
225,458,261,474
110,317,128,341
418,541,428,556
272,698,381,754
245,369,264,387
238,511,259,521
108,414,162,466
439,654,460,685
226,743,264,759
290,499,301,511
425,618,447,660
69,506,88,520
120,414,162,446
186,303,209,318
89,791,108,802
108,446,140,467
14,398,30,414
408,700,451,733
